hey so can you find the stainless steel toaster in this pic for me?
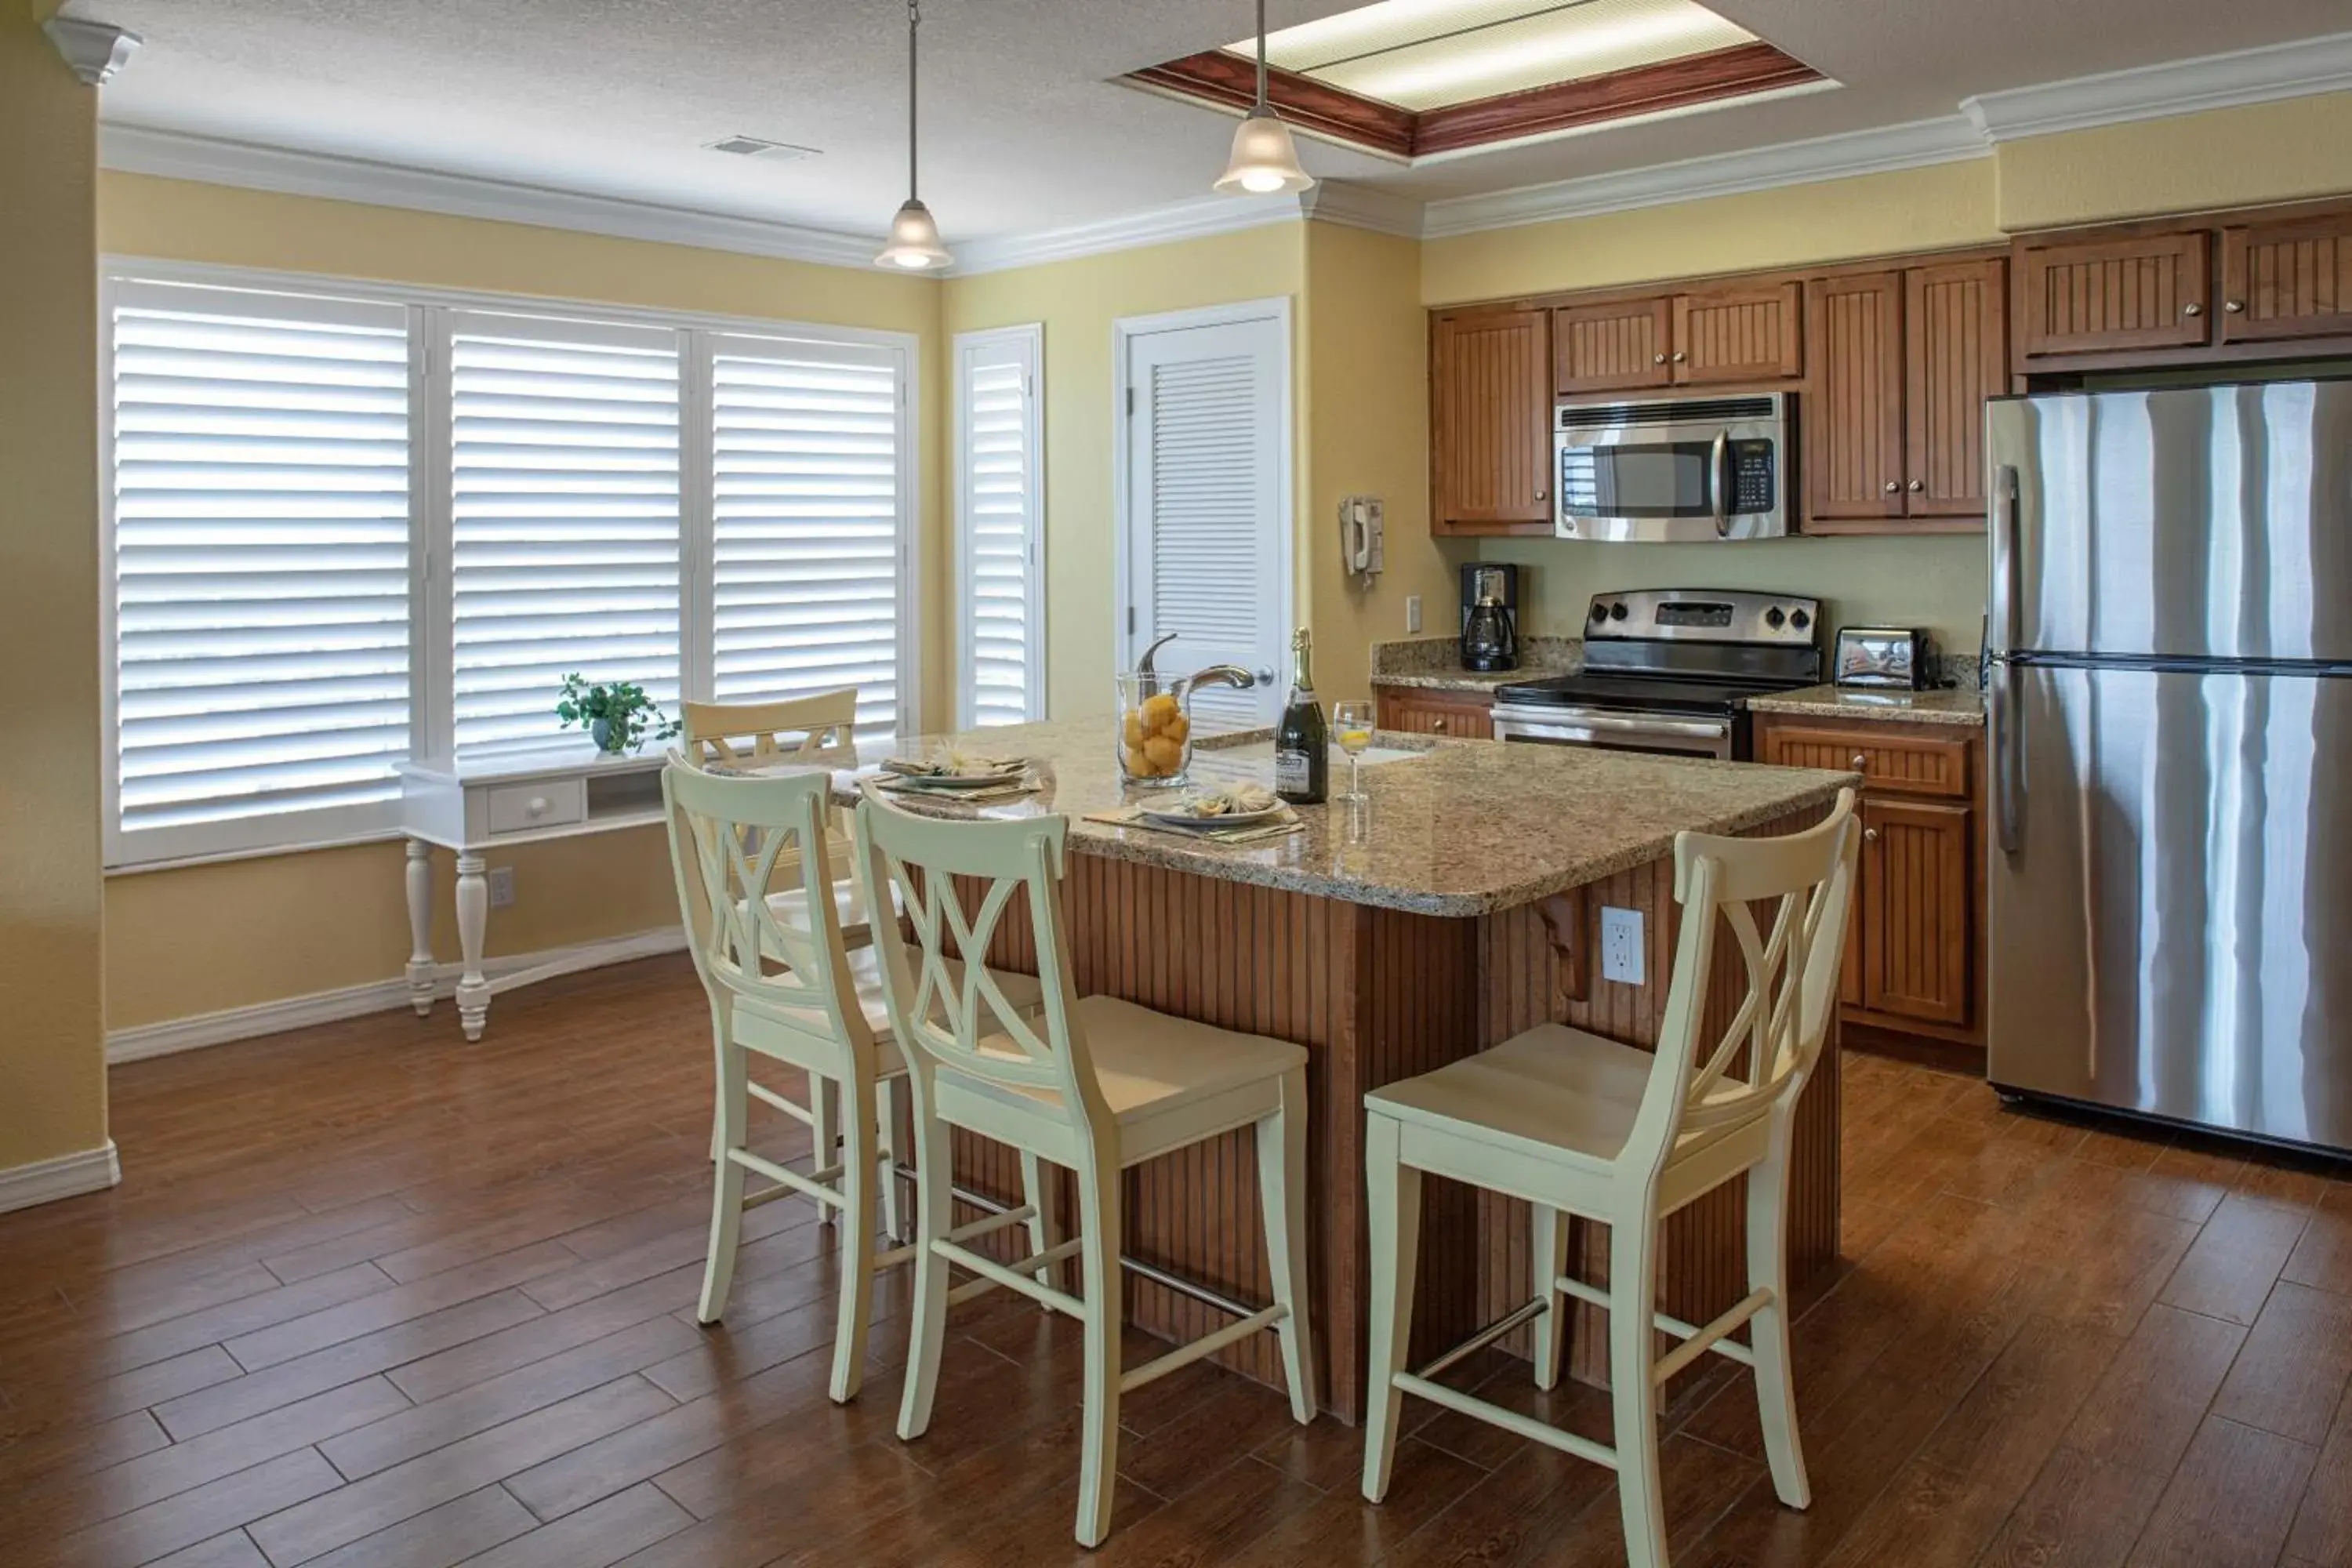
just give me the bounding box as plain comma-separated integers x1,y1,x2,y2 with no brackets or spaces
1834,626,1930,688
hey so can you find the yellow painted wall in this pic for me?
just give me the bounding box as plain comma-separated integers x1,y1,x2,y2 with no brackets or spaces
2,2,110,1168
942,224,1308,719
96,172,946,1032
1420,158,2002,308
1996,90,2352,232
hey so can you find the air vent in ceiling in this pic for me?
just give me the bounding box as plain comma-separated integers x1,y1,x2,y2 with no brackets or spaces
703,136,818,160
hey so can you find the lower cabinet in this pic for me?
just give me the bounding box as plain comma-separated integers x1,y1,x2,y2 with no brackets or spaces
1374,687,1495,739
1757,713,1984,1053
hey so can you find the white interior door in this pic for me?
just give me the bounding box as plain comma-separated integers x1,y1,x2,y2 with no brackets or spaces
1121,306,1289,728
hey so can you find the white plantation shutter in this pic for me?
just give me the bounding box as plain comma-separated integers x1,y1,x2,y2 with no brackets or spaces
106,280,412,864
445,311,682,757
706,332,911,736
956,326,1044,728
1124,313,1288,729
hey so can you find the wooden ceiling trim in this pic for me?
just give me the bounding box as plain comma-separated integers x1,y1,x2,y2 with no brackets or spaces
1124,40,1824,162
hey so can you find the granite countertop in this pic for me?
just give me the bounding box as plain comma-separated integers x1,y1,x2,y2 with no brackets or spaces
827,717,1854,919
1746,684,1986,728
1368,635,1579,693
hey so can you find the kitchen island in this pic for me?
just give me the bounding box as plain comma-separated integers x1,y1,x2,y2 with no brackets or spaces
833,721,1856,1421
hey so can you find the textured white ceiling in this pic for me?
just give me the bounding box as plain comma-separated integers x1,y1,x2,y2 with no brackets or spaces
79,0,2352,244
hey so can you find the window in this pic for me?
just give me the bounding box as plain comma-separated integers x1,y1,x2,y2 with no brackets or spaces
102,264,917,868
953,326,1045,728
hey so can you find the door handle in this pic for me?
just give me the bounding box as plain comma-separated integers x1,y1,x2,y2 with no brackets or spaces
1991,659,2024,856
1709,428,1732,538
1990,466,2021,656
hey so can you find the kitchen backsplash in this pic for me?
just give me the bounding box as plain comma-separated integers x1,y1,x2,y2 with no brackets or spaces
1370,634,1581,678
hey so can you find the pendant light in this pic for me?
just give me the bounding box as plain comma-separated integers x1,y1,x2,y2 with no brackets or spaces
1214,0,1314,196
875,0,952,269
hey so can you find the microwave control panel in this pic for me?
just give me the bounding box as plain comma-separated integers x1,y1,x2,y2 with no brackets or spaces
1729,440,1775,513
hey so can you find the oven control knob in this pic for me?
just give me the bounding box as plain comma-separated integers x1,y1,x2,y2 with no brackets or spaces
1765,606,1786,630
1790,608,1811,631
1608,602,1628,622
1590,602,1610,623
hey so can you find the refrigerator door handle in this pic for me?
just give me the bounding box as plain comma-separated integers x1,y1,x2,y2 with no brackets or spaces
1991,658,2024,856
1990,464,2021,656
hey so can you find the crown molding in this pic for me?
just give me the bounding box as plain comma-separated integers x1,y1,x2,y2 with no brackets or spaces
1962,29,2352,142
100,124,884,272
1421,115,1987,238
946,191,1305,277
1301,181,1426,239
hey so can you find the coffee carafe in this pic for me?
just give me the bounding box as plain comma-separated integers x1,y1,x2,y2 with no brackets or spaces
1459,563,1519,672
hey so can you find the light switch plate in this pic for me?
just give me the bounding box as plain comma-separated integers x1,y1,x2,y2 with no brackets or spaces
1600,906,1644,985
1406,594,1422,634
488,866,517,909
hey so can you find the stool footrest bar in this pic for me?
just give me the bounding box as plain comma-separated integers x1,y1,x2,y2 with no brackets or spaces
1415,1296,1549,1383
1120,1305,1285,1394
1391,1374,1618,1471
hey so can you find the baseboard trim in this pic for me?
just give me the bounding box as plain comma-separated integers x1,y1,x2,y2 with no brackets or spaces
107,926,688,1065
0,1141,123,1216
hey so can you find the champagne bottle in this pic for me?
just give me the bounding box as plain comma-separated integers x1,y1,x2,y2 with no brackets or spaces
1273,628,1328,806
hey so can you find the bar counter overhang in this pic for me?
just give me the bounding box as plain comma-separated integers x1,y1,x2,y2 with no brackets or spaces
833,722,1857,1422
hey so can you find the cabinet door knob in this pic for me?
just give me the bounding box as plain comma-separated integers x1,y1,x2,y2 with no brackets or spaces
1864,827,1880,844
1882,480,1900,494
526,795,550,816
1907,478,1925,492
2183,302,2204,317
1432,717,1447,732
2224,299,2245,313
1671,350,1688,363
1652,353,1668,365
1849,753,1867,768
1536,488,1548,502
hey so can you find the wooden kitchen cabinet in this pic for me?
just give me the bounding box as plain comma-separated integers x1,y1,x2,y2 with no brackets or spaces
1553,297,1672,394
1673,281,1802,385
1805,260,2005,533
1756,714,1984,1053
1431,306,1554,535
1375,687,1494,739
2220,212,2352,343
2015,228,2212,360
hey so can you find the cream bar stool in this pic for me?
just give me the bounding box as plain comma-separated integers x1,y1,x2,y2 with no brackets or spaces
854,788,1317,1548
1360,792,1859,1568
662,762,1049,1404
679,690,886,1229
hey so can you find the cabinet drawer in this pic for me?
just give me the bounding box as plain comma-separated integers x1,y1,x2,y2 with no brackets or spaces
1759,724,1969,798
485,779,587,834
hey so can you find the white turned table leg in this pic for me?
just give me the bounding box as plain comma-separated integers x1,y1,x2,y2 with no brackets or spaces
404,839,436,1017
454,853,491,1042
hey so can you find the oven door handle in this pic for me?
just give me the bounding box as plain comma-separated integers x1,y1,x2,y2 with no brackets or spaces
1491,705,1732,742
1709,427,1732,538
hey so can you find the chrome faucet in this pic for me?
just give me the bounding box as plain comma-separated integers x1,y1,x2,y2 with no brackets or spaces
1135,630,1181,696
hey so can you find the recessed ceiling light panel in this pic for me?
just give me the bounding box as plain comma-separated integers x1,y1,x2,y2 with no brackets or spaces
703,135,819,161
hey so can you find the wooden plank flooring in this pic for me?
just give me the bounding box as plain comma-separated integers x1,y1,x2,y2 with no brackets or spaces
5,954,2350,1566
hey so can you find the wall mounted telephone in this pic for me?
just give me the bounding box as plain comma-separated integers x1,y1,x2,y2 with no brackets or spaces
1340,495,1385,586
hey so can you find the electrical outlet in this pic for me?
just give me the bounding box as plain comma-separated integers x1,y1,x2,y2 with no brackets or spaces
1600,906,1645,985
487,866,517,909
1406,594,1422,634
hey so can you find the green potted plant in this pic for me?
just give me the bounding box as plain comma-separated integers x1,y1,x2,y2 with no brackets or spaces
555,673,681,755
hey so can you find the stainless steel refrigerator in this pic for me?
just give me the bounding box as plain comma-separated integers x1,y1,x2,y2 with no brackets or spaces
1986,379,2352,1154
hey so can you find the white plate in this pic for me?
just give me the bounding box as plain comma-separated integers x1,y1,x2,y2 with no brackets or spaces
1141,800,1287,829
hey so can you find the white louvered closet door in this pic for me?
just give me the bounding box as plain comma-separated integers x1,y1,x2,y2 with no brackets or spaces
106,280,413,865
956,326,1044,728
702,332,911,738
1123,314,1287,729
444,310,682,758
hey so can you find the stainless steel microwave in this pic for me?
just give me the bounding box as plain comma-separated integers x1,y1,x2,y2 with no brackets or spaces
1554,390,1792,543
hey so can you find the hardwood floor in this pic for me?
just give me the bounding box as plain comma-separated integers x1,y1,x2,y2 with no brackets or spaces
5,955,2350,1567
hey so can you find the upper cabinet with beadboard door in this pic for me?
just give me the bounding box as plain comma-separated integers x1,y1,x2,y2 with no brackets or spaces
1671,281,1802,385
2015,228,2212,361
1553,298,1672,394
1903,259,2007,521
1802,271,1905,525
1430,306,1554,535
2220,212,2352,343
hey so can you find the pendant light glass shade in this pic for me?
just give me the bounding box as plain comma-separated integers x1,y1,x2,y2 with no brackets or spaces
1214,111,1313,195
1217,0,1315,197
875,0,952,270
877,198,952,269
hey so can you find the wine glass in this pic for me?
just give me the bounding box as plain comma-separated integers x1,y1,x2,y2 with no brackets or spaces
1333,700,1376,804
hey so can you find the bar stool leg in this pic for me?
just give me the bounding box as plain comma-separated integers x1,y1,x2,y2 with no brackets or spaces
895,1070,956,1442
1019,1150,1060,1295
1608,1216,1668,1568
697,1026,749,1324
1258,1068,1316,1422
810,1073,840,1228
877,1078,904,1244
1074,1152,1124,1548
1359,1112,1421,1504
829,1074,879,1404
1748,1134,1811,1508
1531,1203,1570,1391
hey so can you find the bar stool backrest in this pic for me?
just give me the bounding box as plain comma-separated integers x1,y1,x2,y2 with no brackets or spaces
662,761,870,1062
852,788,1112,1136
681,689,859,768
1621,789,1860,1186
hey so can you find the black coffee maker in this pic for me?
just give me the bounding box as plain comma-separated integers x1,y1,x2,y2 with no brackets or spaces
1459,562,1519,671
